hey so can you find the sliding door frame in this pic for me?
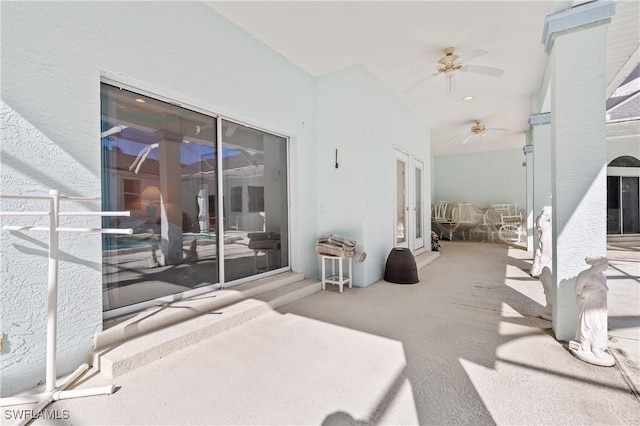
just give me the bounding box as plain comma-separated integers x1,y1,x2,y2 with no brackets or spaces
101,75,292,319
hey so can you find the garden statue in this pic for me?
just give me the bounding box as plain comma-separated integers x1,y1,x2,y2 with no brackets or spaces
569,256,615,367
531,206,552,277
148,229,160,268
538,266,553,320
184,238,199,262
431,231,440,251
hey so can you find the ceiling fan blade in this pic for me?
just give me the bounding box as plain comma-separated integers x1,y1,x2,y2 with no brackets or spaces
487,127,509,132
409,61,438,70
447,132,472,142
458,49,488,63
461,133,475,144
464,64,504,78
404,74,434,93
445,74,458,95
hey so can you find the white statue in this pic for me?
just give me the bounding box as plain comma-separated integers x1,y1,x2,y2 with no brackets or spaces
183,238,199,262
531,206,552,277
569,256,615,367
197,188,208,233
148,229,160,268
539,266,553,320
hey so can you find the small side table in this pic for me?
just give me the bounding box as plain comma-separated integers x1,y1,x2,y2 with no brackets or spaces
320,254,352,293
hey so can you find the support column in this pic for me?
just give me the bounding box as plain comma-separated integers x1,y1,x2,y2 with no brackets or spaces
543,1,614,341
155,130,184,265
523,136,534,252
529,113,552,254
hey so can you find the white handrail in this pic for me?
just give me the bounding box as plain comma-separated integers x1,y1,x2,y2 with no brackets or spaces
0,211,50,216
0,189,130,426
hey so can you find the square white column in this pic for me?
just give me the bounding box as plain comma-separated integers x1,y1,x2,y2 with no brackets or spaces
532,122,552,253
550,25,609,341
525,145,534,252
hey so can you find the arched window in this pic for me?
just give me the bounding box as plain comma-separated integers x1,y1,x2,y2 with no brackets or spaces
608,156,640,167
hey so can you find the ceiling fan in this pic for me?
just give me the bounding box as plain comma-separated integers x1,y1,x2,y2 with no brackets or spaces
406,47,504,93
449,120,509,144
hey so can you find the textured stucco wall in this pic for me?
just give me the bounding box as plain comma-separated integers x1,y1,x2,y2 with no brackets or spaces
361,68,430,285
607,135,640,165
532,124,552,252
1,1,316,396
315,66,367,257
1,103,104,397
550,25,608,341
316,65,430,286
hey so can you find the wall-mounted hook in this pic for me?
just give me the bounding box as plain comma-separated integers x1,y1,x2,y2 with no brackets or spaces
335,149,339,169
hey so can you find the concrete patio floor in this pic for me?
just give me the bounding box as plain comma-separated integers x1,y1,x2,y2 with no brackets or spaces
11,240,640,425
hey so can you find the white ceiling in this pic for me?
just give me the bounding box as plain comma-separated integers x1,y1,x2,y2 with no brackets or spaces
206,1,639,156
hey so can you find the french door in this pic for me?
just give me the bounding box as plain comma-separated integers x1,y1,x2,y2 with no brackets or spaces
394,150,425,251
413,160,425,250
395,151,409,248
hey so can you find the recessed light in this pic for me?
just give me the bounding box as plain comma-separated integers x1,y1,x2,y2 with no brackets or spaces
463,96,474,101
135,98,146,103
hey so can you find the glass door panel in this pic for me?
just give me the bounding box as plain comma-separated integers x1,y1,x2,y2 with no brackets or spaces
414,160,425,250
395,151,409,247
101,86,291,317
101,83,218,313
222,120,289,283
622,177,639,234
607,176,621,234
607,175,640,235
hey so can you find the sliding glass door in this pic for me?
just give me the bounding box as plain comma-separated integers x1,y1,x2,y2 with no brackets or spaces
607,175,640,235
221,120,289,282
101,83,289,317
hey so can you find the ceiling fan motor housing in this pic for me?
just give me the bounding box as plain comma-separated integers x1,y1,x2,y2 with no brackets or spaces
437,47,464,75
471,120,486,134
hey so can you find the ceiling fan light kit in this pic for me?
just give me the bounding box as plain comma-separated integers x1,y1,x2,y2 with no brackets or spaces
436,47,466,76
406,46,509,145
449,120,509,145
406,46,504,94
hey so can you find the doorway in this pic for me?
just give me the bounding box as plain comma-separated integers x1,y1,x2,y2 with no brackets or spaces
100,82,290,319
607,156,640,236
607,176,640,235
394,150,426,252
395,150,409,248
413,159,425,250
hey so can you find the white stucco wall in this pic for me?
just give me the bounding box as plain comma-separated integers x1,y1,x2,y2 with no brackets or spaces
0,103,102,398
316,65,430,286
315,66,367,259
1,1,316,396
607,135,640,166
361,69,431,285
433,149,527,209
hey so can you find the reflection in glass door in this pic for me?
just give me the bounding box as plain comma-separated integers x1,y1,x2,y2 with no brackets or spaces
395,150,409,247
101,83,289,318
414,160,425,250
101,83,219,315
221,120,289,283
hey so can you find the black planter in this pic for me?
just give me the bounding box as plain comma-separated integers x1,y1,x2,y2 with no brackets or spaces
384,247,419,284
